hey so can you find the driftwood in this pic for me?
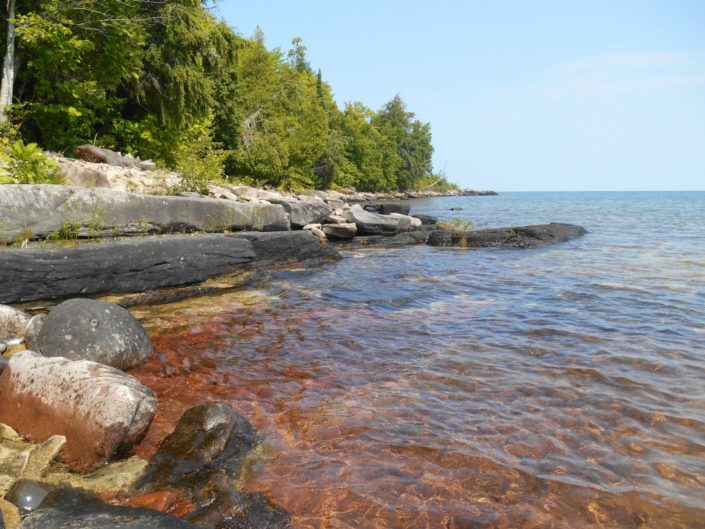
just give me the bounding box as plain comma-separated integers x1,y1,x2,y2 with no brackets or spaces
74,145,156,170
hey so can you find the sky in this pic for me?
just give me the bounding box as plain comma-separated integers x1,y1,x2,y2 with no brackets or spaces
215,1,705,191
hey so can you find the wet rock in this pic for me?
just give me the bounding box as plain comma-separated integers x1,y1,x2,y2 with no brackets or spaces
321,223,357,240
427,223,587,248
19,487,199,529
0,235,255,305
413,214,437,226
4,480,50,516
34,299,151,370
230,231,339,264
343,204,402,236
0,351,156,472
42,456,148,495
0,425,65,498
344,231,431,248
121,491,180,514
139,403,256,490
374,202,411,215
0,357,6,374
0,307,30,341
187,490,292,529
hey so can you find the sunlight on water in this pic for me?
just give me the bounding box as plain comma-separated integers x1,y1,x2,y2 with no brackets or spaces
131,192,705,529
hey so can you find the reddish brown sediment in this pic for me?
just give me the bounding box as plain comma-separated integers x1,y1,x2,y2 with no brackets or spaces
124,298,705,529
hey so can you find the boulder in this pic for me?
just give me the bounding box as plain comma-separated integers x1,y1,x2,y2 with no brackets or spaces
427,223,587,248
139,403,256,490
343,204,402,236
371,202,411,215
0,185,289,244
321,223,357,240
187,490,292,529
325,213,347,224
19,487,199,529
413,214,437,226
32,299,152,370
0,351,156,472
386,213,413,232
266,198,332,229
0,307,29,341
0,235,255,305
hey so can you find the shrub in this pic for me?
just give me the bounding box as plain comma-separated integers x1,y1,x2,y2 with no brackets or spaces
0,140,62,184
437,218,474,231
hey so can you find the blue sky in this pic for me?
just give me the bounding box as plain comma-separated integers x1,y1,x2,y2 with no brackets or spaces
216,1,705,191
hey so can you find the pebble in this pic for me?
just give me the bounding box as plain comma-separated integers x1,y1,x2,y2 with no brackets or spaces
5,480,50,515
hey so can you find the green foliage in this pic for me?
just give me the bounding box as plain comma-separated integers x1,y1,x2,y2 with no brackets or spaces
172,116,227,194
0,139,61,184
1,2,452,192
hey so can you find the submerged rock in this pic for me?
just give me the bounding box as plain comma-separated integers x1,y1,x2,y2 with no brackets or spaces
0,351,156,472
33,299,152,370
427,223,587,248
4,480,50,516
18,488,199,529
187,490,292,529
42,456,148,495
139,403,256,490
0,307,30,341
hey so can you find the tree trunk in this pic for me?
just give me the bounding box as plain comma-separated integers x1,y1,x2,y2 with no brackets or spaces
0,0,17,124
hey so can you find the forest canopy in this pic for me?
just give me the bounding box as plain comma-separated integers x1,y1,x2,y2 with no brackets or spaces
0,0,453,192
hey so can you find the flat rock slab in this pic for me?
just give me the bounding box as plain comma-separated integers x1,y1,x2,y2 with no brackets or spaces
427,223,586,248
0,235,255,304
230,231,339,263
32,299,152,370
0,185,289,244
0,351,156,472
19,487,199,529
343,204,403,236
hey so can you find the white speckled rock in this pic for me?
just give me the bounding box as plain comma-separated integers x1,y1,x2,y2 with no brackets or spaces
0,351,156,472
0,306,30,341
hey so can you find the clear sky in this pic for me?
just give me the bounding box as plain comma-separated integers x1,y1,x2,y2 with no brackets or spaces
215,1,705,191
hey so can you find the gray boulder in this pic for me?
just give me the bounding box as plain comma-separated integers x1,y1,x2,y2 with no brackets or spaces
343,204,403,236
321,223,357,240
370,202,411,215
270,199,332,229
19,487,198,529
0,351,156,472
0,305,30,340
427,223,587,248
33,299,151,370
0,185,289,244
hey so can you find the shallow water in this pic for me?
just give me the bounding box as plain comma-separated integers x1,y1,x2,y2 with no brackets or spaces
130,192,705,529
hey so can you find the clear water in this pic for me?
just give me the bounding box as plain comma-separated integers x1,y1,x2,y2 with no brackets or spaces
132,192,705,529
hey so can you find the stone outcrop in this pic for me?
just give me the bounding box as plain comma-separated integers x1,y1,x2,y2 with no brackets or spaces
343,204,407,236
0,351,156,472
265,197,332,229
231,231,339,264
30,299,152,370
0,185,289,244
427,223,587,248
18,487,199,529
0,235,255,304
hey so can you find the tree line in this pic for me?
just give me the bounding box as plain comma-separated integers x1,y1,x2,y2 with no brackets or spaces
1,0,456,192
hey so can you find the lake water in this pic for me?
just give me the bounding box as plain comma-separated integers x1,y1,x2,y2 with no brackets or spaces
131,191,705,529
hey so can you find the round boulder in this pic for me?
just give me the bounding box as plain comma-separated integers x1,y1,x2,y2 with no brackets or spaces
34,299,151,370
0,305,30,341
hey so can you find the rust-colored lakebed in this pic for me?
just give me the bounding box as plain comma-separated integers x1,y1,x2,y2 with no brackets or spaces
126,244,705,529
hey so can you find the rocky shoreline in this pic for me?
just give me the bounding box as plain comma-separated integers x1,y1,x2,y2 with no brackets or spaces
0,156,585,528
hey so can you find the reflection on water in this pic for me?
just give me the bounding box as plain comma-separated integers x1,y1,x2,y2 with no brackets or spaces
130,192,705,529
